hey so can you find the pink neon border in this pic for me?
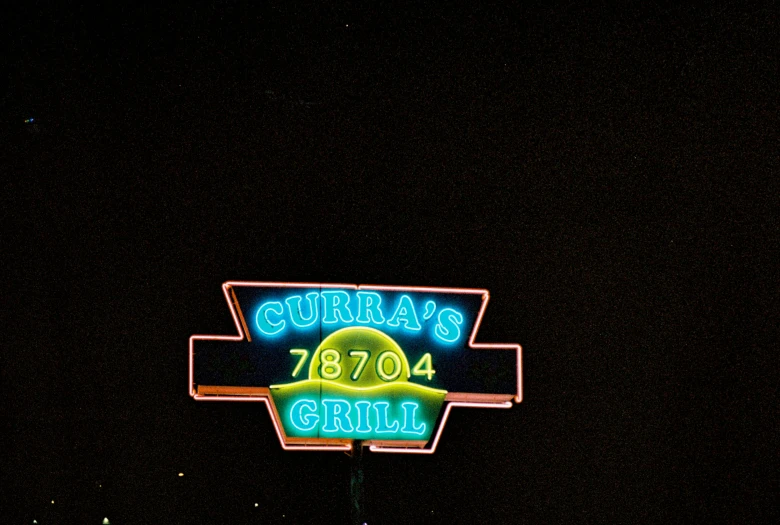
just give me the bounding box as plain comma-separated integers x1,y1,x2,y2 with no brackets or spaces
189,281,523,453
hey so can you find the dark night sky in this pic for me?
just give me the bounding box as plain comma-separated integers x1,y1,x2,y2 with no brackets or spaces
2,2,776,523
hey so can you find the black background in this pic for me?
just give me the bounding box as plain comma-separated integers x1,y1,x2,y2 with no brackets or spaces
2,1,776,523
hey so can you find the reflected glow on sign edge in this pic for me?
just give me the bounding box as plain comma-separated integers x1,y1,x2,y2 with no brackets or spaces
189,281,523,454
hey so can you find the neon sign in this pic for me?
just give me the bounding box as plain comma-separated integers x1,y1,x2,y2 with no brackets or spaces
190,283,522,453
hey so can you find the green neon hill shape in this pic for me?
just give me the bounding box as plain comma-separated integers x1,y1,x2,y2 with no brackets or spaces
270,327,447,442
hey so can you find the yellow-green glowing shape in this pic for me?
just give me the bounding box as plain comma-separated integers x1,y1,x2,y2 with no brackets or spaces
347,350,371,381
309,326,411,387
271,327,447,441
289,349,310,378
411,352,436,380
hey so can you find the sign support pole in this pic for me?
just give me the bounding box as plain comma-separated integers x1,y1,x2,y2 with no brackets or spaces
350,440,365,525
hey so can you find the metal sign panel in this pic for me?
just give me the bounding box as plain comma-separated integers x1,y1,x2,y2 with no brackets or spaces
190,282,522,453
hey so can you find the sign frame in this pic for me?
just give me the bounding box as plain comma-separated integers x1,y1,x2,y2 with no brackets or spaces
189,281,522,454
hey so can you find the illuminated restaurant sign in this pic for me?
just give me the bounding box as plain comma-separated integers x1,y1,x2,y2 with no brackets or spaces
190,282,522,453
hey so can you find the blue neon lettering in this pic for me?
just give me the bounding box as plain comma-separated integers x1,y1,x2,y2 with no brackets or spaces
434,308,464,343
290,399,319,431
255,291,465,340
321,291,354,324
401,402,426,435
255,301,286,335
285,292,320,328
322,399,354,433
356,292,386,325
354,400,372,433
287,399,430,436
423,300,437,320
386,295,421,331
373,401,400,433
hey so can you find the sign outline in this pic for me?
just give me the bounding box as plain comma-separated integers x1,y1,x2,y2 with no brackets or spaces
189,281,522,454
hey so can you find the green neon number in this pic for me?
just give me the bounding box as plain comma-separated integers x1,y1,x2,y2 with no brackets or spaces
347,350,371,381
376,351,402,382
411,352,436,381
320,349,342,380
290,349,310,378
